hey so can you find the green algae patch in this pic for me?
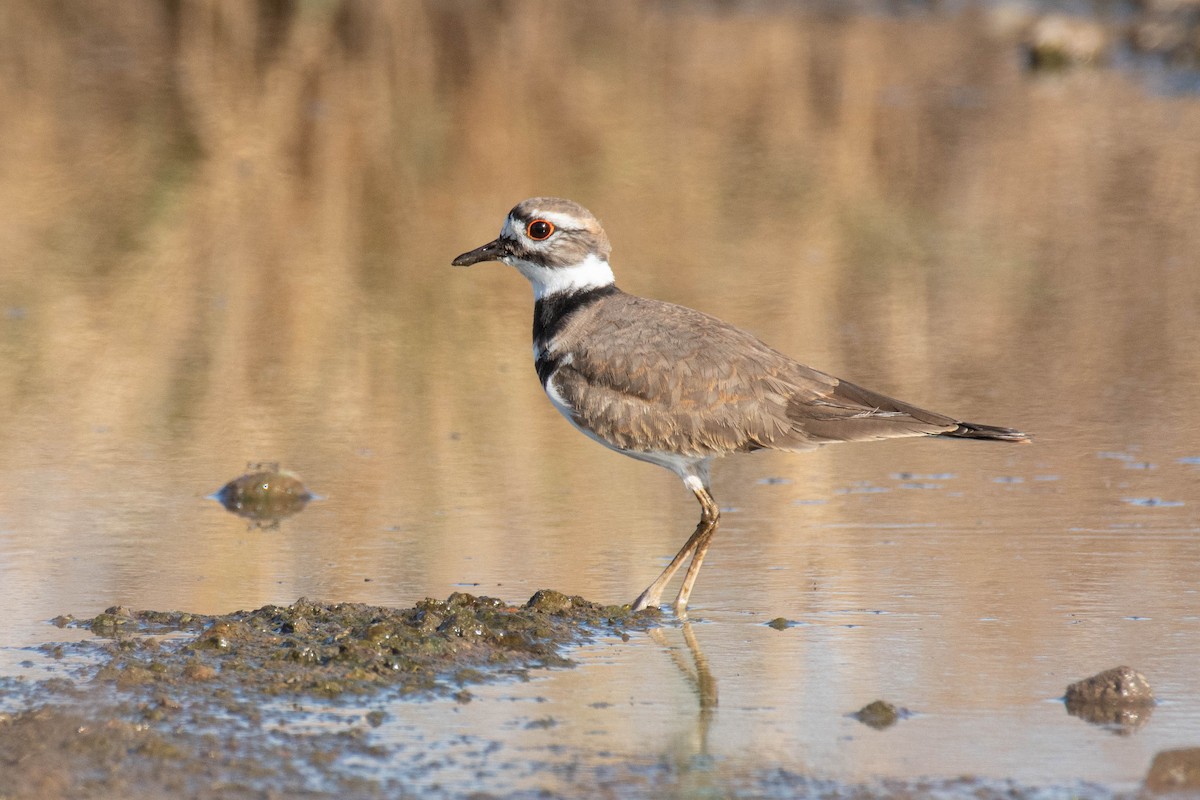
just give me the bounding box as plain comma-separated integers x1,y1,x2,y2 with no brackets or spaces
74,591,659,700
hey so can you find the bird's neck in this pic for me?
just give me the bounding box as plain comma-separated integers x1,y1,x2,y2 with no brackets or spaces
532,283,621,377
517,252,616,301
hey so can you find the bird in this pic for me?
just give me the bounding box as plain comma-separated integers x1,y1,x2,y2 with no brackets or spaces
452,197,1030,615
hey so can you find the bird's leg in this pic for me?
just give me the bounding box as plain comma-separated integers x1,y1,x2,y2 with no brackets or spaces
672,487,721,616
629,518,709,611
630,485,721,614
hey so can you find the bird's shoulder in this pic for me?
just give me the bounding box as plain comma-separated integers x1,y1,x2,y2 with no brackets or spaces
573,292,782,361
551,291,852,419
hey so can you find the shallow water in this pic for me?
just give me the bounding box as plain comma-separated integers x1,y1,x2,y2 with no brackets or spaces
2,2,1200,797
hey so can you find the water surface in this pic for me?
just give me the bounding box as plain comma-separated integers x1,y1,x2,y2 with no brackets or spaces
2,3,1199,796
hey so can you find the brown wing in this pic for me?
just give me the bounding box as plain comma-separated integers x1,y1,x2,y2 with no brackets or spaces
548,293,959,457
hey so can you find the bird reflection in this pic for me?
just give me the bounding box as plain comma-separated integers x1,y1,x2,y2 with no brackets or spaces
649,621,718,755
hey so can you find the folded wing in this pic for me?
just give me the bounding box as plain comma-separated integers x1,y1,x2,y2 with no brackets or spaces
548,294,1015,457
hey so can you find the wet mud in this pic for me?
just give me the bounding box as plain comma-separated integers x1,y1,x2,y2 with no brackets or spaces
2,591,656,799
74,590,654,700
1064,666,1157,733
0,591,1149,799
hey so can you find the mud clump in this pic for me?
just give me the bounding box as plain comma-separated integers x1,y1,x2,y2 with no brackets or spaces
0,592,657,799
851,699,911,730
1064,665,1155,708
211,465,314,526
1145,748,1200,795
76,591,657,700
1064,665,1155,732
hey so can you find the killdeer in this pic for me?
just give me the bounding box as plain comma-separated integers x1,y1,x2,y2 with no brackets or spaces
453,197,1029,615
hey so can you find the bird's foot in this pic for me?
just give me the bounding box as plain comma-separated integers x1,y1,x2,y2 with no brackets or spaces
631,586,693,617
630,586,662,613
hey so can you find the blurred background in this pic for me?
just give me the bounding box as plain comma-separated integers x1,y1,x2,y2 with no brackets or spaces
1,0,1199,794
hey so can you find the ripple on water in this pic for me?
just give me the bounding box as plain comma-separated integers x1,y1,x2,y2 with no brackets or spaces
1123,497,1185,508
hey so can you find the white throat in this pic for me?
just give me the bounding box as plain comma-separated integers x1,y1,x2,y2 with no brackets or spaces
512,252,615,301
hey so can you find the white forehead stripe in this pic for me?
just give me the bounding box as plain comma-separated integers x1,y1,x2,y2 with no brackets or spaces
503,209,587,236
531,209,587,230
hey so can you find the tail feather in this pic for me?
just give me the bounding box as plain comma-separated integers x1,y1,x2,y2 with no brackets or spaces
939,421,1031,443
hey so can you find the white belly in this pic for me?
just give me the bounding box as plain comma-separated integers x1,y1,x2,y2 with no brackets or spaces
542,365,710,484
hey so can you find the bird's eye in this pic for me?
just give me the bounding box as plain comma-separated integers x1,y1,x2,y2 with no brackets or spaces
527,219,555,241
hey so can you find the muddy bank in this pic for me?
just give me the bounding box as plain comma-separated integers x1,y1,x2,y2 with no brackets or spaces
0,700,1135,800
70,590,652,701
1,591,656,799
0,594,1147,800
0,590,1143,800
0,703,393,800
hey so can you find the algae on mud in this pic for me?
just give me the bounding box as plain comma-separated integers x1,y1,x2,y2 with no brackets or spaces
0,592,658,800
69,590,657,700
1,592,1147,800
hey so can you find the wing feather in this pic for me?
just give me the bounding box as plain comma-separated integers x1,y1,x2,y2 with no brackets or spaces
547,293,959,456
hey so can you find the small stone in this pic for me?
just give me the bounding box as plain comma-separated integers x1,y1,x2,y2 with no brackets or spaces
1025,14,1110,70
1065,665,1155,708
1145,748,1200,794
182,663,217,681
211,467,313,526
89,608,135,637
852,700,905,729
192,619,254,651
1064,666,1156,730
154,693,182,710
525,589,574,614
364,622,391,641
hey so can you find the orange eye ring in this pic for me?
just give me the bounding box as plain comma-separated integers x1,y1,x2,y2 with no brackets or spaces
527,219,555,241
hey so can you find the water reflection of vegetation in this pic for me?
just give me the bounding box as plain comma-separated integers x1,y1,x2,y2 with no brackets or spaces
1,7,1198,792
3,2,1197,450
